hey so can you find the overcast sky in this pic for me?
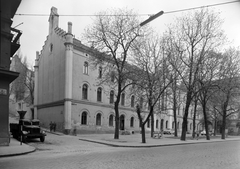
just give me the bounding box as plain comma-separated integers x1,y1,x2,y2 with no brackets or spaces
12,0,240,65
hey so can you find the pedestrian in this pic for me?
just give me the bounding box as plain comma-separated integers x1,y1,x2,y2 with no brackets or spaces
72,121,77,136
196,131,199,140
49,121,53,132
53,122,56,132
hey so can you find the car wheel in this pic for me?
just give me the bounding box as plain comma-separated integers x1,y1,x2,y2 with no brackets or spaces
40,136,45,142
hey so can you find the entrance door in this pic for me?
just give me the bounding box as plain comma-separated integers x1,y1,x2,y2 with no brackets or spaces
120,115,125,130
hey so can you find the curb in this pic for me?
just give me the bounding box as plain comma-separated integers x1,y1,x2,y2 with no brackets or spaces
79,138,240,148
0,147,36,158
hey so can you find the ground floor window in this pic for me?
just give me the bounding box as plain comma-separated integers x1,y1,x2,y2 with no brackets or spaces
130,117,134,127
81,111,87,125
109,114,113,126
96,113,101,126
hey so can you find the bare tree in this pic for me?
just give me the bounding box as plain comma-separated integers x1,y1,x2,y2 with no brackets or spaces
213,47,240,139
164,9,226,141
131,33,172,143
197,51,222,140
84,8,147,139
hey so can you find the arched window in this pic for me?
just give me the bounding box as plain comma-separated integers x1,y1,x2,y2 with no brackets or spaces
81,111,87,125
166,120,168,129
50,43,53,52
109,114,113,126
96,113,101,126
82,84,88,100
110,72,115,82
131,95,135,108
83,61,88,74
110,90,114,104
97,87,102,102
98,66,102,78
130,117,134,127
156,119,159,128
160,119,164,130
121,93,125,106
172,121,175,129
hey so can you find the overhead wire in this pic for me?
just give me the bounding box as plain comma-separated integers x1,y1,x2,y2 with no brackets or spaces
15,0,239,17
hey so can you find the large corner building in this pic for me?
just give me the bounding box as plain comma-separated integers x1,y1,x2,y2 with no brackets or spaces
35,7,200,135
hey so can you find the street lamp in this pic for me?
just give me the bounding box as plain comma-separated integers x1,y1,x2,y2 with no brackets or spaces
140,11,164,27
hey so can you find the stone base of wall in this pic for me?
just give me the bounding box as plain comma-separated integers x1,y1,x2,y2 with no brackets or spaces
0,137,10,146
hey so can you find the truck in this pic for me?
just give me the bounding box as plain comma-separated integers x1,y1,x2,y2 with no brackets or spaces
10,111,46,143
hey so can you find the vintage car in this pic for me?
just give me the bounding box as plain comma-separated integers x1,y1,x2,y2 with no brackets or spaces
10,119,46,142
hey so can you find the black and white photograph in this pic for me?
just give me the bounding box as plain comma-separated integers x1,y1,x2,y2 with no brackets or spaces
1,0,240,168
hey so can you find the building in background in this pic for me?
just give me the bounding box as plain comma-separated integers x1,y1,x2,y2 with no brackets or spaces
9,54,35,120
35,7,200,135
0,0,22,146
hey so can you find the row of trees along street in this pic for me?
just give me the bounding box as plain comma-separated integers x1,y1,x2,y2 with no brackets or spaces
84,8,240,142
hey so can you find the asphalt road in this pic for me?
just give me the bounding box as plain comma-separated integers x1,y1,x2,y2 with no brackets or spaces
0,133,240,169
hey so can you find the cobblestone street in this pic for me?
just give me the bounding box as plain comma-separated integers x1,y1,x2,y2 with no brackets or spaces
0,133,240,169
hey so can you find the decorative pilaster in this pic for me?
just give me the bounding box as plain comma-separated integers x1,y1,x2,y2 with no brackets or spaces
64,22,73,134
34,51,39,119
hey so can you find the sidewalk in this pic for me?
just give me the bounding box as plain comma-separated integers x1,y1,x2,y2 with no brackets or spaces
0,138,36,157
78,133,240,148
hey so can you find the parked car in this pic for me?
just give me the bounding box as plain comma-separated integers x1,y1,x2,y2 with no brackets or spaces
200,130,206,135
200,130,213,136
10,119,46,142
163,129,175,135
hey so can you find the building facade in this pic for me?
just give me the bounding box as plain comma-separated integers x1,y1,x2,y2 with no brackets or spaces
35,7,200,135
0,0,22,146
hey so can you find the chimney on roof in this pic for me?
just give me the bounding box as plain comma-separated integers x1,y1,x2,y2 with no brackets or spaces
48,7,59,34
68,22,72,34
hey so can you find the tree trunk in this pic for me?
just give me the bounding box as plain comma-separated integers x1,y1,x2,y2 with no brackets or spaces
214,108,217,136
203,101,210,140
150,112,154,138
114,102,119,139
181,92,191,141
172,75,178,137
173,98,178,137
141,124,146,143
192,98,197,138
136,106,146,143
221,110,227,139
